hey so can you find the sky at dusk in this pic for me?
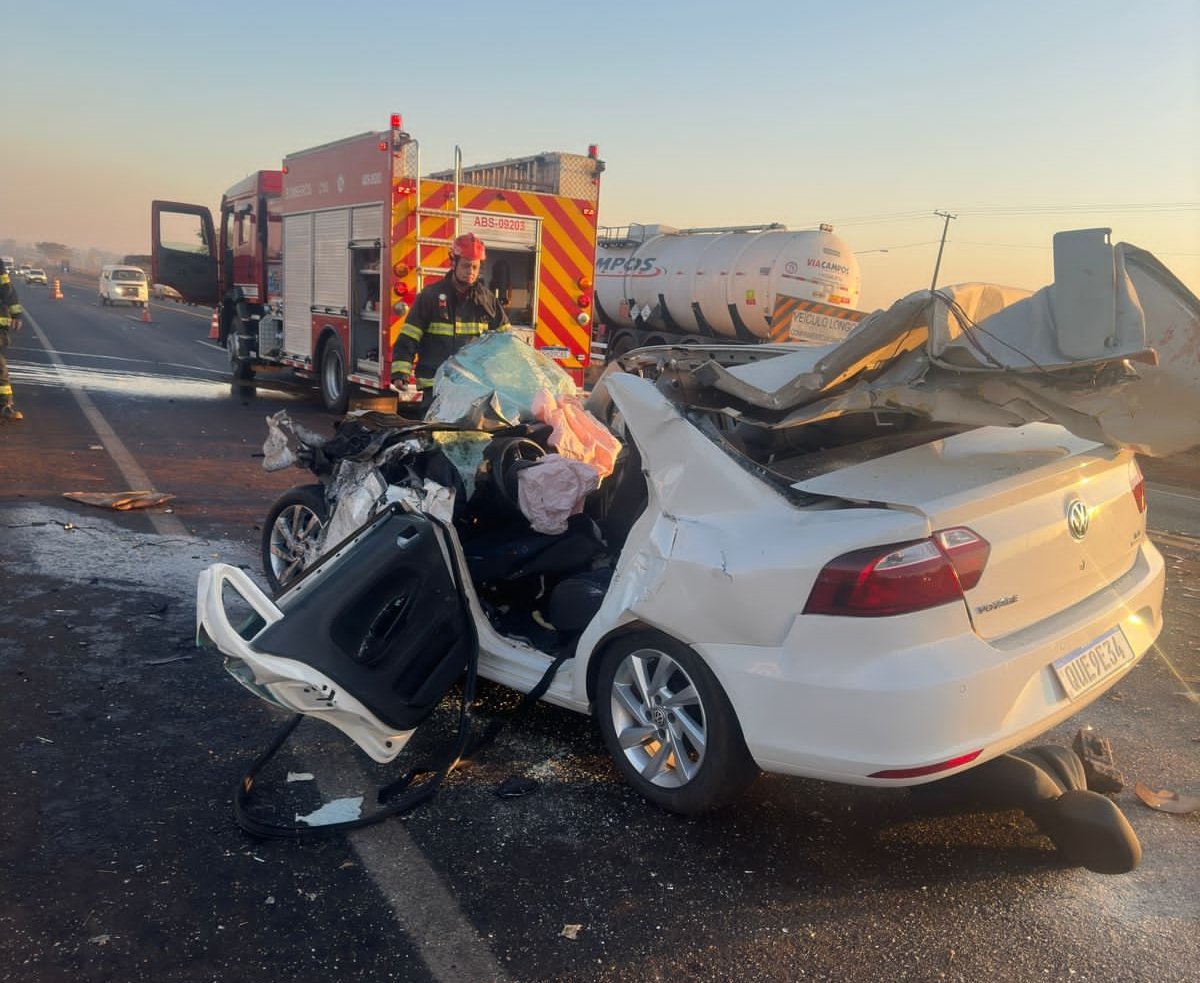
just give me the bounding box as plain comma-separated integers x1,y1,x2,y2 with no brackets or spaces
4,0,1197,310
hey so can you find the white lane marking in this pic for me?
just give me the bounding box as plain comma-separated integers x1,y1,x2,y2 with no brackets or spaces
196,340,225,353
8,345,225,375
1147,485,1200,504
150,304,212,321
351,814,508,982
23,310,190,538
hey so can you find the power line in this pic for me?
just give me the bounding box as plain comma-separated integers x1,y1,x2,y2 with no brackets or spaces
812,202,1200,229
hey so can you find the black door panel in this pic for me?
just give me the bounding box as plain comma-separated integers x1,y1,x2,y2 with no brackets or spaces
253,507,473,731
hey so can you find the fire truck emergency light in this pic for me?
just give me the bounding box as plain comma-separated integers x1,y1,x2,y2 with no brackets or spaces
391,114,402,130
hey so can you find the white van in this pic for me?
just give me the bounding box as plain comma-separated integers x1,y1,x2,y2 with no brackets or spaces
99,265,149,307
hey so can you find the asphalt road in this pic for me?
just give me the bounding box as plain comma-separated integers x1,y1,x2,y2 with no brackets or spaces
1,278,1197,983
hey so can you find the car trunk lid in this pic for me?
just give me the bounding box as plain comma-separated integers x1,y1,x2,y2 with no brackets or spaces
789,423,1145,640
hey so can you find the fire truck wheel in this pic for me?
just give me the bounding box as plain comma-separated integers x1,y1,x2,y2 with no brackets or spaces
319,335,350,414
227,331,255,381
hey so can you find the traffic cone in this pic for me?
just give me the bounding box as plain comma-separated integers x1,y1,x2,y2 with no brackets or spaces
209,309,220,339
140,303,152,323
51,279,63,300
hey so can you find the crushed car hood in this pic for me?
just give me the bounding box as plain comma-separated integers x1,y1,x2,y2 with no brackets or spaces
598,229,1200,457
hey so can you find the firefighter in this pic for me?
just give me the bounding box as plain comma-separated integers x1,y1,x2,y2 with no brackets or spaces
390,232,508,408
0,257,24,422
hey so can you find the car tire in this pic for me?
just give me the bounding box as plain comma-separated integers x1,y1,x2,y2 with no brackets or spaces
319,335,350,415
261,484,328,593
595,631,759,814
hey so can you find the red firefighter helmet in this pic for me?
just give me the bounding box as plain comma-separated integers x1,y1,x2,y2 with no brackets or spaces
451,232,486,262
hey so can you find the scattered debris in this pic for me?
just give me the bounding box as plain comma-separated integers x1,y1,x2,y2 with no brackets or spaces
62,491,176,511
496,776,540,799
1072,726,1125,793
88,935,111,946
143,655,192,667
286,772,315,783
34,736,54,745
1133,782,1200,814
295,796,364,826
560,924,583,940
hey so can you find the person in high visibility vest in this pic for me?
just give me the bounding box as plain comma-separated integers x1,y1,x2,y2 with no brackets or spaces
390,232,508,407
0,258,24,422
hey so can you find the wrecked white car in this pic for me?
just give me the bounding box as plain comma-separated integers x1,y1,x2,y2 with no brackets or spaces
198,228,1198,839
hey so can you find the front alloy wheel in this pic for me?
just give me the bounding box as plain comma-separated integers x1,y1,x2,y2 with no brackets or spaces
261,484,328,593
596,632,758,814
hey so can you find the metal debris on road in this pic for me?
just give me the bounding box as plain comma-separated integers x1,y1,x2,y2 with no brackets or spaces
560,924,583,940
295,797,364,826
62,490,176,511
1134,782,1200,814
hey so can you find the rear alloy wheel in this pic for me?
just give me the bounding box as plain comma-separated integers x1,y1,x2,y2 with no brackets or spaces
261,484,328,593
319,335,350,414
596,631,758,814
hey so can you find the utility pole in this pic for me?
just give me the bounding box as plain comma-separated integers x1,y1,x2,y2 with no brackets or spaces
930,209,957,290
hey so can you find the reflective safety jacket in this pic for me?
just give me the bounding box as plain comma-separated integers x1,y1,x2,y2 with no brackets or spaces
0,263,22,329
390,273,508,390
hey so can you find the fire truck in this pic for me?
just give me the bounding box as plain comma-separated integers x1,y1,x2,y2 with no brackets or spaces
152,115,603,412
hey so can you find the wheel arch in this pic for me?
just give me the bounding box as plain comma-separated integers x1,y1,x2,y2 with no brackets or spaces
583,623,755,743
583,620,677,706
315,323,343,363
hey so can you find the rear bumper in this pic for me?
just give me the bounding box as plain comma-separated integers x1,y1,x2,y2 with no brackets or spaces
699,541,1165,785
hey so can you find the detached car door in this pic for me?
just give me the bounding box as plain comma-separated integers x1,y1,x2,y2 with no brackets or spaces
199,506,475,759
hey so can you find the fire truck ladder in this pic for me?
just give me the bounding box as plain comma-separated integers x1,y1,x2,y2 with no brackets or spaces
414,145,464,292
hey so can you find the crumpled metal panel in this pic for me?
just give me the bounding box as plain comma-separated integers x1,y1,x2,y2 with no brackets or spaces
604,231,1200,457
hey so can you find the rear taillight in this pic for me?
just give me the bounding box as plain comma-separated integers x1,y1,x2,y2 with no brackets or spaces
804,527,990,617
1131,461,1146,514
933,526,990,590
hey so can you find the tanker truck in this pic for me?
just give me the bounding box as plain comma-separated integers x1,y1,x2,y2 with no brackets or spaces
590,223,868,364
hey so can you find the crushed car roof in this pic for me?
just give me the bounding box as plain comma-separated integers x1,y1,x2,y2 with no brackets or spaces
595,229,1200,458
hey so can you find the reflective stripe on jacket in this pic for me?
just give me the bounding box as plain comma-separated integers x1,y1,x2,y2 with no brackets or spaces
0,268,21,327
390,273,508,388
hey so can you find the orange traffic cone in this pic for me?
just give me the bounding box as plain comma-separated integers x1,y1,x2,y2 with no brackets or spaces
140,303,152,323
51,279,63,300
209,309,219,340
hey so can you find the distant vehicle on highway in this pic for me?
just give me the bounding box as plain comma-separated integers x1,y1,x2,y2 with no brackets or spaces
151,282,183,301
25,268,47,285
98,265,148,307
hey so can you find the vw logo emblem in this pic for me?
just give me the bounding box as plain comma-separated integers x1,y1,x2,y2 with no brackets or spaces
1067,499,1090,540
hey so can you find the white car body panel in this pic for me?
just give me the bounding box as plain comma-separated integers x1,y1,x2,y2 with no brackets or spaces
196,227,1191,788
